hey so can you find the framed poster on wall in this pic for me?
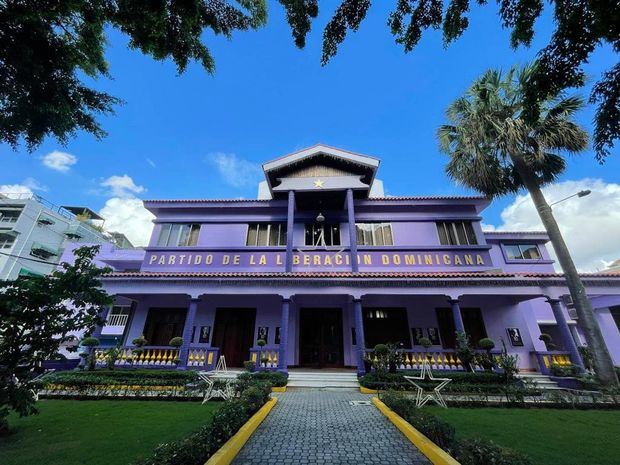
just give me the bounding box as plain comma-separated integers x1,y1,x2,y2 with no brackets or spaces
257,326,269,344
198,326,211,344
506,327,524,346
411,327,424,345
427,327,441,345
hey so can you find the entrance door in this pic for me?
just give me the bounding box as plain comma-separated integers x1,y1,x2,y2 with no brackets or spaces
212,308,256,367
299,308,344,368
436,307,488,349
143,308,187,346
363,307,412,349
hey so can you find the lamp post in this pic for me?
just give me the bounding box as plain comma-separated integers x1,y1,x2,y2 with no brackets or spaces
549,190,591,207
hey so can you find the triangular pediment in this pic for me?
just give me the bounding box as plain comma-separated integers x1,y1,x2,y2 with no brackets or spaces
262,144,380,197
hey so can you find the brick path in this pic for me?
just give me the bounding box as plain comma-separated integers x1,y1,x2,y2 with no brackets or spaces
233,389,430,465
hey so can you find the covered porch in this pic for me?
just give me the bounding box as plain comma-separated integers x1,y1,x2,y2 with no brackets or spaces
91,271,613,375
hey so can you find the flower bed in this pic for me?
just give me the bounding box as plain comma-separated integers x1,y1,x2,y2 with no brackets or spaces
236,371,288,388
380,391,532,465
133,379,274,465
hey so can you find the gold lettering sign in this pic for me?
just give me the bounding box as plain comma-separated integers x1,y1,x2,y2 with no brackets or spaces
145,251,487,268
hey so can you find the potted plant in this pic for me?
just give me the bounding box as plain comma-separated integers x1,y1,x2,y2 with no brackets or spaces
257,339,267,367
455,331,475,372
131,335,147,363
81,336,100,371
539,333,556,351
476,337,496,371
418,337,432,365
169,336,183,348
104,344,121,370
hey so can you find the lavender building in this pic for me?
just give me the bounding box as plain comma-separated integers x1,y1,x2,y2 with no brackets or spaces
71,145,620,375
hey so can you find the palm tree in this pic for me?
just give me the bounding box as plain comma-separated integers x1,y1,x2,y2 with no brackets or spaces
438,64,618,386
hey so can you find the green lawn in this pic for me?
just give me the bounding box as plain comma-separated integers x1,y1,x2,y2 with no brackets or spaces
428,407,620,465
0,400,220,465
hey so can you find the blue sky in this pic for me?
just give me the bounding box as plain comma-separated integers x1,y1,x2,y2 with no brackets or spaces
2,3,619,267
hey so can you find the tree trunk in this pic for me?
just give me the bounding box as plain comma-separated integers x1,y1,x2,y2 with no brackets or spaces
510,153,618,386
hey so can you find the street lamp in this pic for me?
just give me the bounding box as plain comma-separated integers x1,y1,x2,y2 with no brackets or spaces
549,189,591,207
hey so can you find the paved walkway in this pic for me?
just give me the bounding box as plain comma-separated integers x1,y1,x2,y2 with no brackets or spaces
233,389,430,465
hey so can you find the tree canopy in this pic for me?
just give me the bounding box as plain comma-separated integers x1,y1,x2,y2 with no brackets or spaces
1,1,617,160
0,245,111,433
437,63,588,196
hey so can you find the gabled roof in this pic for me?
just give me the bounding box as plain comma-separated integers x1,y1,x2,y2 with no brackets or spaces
262,144,380,197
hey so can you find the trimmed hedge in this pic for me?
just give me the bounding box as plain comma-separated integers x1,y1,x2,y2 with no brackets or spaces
39,370,198,388
359,371,535,394
381,391,531,465
133,379,273,465
237,371,288,388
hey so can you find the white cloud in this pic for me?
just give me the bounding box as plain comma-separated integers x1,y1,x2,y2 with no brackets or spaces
146,158,156,168
101,175,146,198
99,197,154,247
488,178,620,272
41,150,77,172
0,183,33,198
207,152,262,188
22,177,48,192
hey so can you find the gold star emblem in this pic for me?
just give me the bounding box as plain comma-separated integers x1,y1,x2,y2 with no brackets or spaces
314,179,325,188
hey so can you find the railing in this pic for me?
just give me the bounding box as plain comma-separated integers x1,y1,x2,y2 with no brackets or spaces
106,313,129,327
95,346,180,368
364,348,502,372
94,345,220,370
532,351,573,376
187,346,219,370
249,346,279,370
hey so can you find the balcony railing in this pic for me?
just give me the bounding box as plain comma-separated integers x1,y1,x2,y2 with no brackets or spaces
94,345,220,370
250,346,279,370
532,351,573,376
364,348,502,372
106,313,129,327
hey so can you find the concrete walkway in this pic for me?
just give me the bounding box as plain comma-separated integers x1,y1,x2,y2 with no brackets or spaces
233,389,430,465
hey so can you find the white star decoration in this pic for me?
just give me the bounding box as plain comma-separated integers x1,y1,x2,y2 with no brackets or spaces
404,361,452,408
314,178,325,188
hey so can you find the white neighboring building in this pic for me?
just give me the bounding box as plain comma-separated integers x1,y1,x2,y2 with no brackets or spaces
0,192,118,280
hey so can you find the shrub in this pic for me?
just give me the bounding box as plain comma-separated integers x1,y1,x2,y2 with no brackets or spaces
419,337,432,349
243,361,256,372
539,333,556,351
81,337,100,347
497,341,519,382
455,332,476,372
457,438,532,465
237,371,287,388
41,369,199,389
256,339,266,347
550,363,580,377
168,337,183,348
578,346,594,372
132,336,147,347
133,379,272,465
381,391,457,452
478,338,495,351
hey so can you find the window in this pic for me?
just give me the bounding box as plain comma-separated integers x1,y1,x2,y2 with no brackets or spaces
107,306,131,327
356,223,394,246
0,209,21,223
0,232,16,249
246,223,287,246
305,223,340,246
157,224,200,247
436,221,477,245
504,244,542,260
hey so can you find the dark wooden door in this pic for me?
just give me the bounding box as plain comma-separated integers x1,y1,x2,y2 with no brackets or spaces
212,308,256,367
299,308,344,368
363,307,412,349
436,307,488,349
143,308,187,346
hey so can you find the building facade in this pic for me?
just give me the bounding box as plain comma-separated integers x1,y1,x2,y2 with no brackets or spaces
0,193,121,280
65,145,620,374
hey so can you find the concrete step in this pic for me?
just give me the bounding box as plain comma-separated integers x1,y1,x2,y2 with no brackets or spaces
517,373,561,390
287,370,359,388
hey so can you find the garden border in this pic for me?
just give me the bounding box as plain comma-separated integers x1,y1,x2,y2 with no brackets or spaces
205,397,278,465
372,397,460,465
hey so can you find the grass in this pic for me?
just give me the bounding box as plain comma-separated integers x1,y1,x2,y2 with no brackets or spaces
427,407,620,465
0,400,220,465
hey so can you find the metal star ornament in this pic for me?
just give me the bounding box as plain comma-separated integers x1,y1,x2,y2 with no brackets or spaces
404,361,451,408
314,178,325,188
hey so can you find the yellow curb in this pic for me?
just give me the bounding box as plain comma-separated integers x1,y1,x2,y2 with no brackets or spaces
372,397,460,465
205,397,278,465
272,386,287,392
360,386,378,394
